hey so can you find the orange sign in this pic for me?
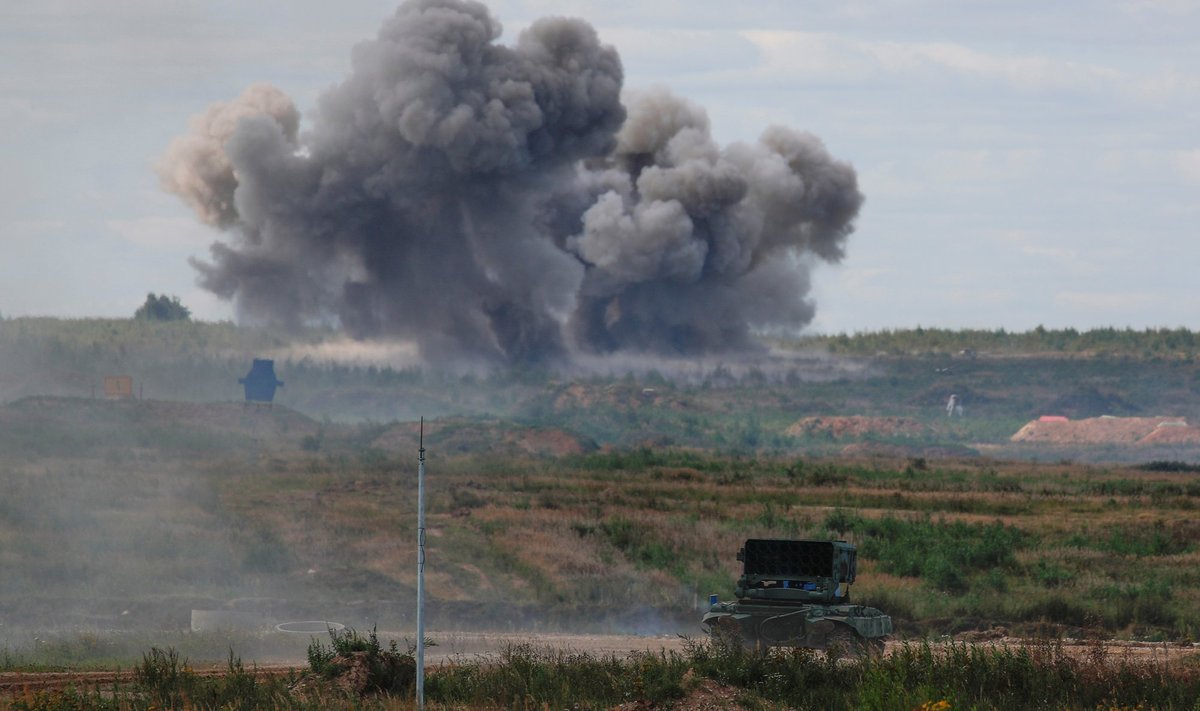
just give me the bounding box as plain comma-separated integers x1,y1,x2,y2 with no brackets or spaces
104,376,134,399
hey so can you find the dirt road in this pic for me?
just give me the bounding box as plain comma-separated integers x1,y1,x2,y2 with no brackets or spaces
420,630,1200,662
0,664,297,696
2,633,1195,697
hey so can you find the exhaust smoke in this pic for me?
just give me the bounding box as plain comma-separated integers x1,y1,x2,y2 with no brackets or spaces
161,0,862,365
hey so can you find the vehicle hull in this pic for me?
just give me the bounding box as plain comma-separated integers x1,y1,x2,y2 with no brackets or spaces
702,601,892,650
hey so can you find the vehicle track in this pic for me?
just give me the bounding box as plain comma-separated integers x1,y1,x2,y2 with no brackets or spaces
2,634,1195,697
0,664,299,696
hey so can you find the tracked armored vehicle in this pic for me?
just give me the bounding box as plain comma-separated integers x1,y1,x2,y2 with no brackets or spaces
702,538,892,653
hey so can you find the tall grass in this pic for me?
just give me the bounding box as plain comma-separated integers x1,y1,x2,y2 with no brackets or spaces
428,636,1200,710
5,637,1200,709
827,512,1028,593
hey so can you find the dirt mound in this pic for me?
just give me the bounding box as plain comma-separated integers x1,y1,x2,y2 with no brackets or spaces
787,416,926,440
1136,423,1200,445
292,650,415,698
372,417,595,457
614,673,744,710
1011,416,1188,444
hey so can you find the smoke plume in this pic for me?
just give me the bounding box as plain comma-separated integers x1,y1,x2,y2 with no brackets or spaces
161,0,862,364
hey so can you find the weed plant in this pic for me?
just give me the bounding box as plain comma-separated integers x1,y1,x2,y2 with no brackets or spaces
6,319,1200,648
305,627,416,696
428,636,1200,710
5,636,1200,709
825,511,1028,592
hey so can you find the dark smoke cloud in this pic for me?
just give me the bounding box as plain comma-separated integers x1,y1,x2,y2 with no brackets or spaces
161,0,862,364
157,84,300,229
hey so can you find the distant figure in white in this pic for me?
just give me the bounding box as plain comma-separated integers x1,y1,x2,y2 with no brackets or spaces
946,394,964,417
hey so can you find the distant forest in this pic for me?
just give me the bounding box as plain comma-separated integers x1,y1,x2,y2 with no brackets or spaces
2,317,1198,360
792,326,1200,358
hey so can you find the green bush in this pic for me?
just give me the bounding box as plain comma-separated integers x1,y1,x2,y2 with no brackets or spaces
1067,524,1191,557
1138,460,1200,473
429,637,1200,710
306,627,416,696
133,293,191,322
14,637,1200,710
132,647,286,710
823,512,1027,592
134,647,188,709
1089,581,1176,628
427,642,686,707
238,526,293,574
1030,559,1074,588
598,516,683,575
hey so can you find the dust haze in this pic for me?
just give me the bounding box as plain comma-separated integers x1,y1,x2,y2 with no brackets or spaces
161,0,862,366
3,0,866,659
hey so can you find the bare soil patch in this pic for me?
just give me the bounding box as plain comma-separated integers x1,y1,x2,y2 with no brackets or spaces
0,664,297,696
614,674,744,710
1138,424,1200,444
787,416,926,440
1011,416,1192,445
5,634,1194,700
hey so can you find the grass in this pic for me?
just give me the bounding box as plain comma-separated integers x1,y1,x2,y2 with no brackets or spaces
5,319,1200,656
222,450,1200,638
5,415,1200,640
826,511,1029,593
306,627,416,696
6,317,1200,458
0,632,315,673
6,636,1200,710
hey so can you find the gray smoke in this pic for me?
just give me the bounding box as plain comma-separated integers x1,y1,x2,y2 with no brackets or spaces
157,84,300,229
161,0,862,364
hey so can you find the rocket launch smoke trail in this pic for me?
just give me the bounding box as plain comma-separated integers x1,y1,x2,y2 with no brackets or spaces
160,0,863,364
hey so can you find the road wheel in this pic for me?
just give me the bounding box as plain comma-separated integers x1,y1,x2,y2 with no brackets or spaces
824,626,867,660
713,617,762,652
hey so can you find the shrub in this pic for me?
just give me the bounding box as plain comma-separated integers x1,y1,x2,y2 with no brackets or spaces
1139,460,1200,473
306,627,416,696
598,516,683,575
826,513,1027,592
1030,559,1074,588
239,526,292,573
134,646,188,709
1067,524,1191,557
133,293,191,322
133,647,285,710
824,508,862,535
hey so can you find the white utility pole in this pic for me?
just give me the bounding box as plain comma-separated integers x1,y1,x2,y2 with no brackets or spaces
416,417,426,710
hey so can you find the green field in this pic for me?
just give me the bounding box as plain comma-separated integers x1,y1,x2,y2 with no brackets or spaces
6,633,1200,710
2,319,1200,707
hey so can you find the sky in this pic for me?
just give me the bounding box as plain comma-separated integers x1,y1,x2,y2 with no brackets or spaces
2,0,1198,334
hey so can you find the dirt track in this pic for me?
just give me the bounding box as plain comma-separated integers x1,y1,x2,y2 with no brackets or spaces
3,633,1196,698
0,664,297,696
425,631,1200,663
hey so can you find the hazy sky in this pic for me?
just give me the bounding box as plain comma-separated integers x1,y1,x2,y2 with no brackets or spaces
3,0,1198,334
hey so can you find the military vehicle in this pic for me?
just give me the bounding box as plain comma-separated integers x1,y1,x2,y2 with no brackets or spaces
702,538,892,654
